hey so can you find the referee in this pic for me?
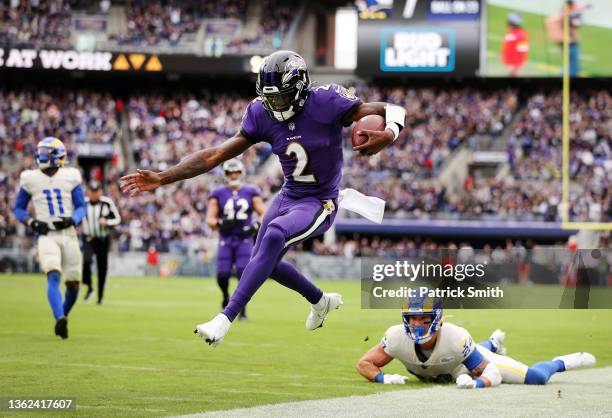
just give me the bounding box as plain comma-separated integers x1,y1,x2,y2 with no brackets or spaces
82,181,121,304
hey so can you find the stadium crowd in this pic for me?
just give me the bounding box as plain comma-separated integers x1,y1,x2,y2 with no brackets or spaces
1,0,290,53
506,90,611,222
212,0,294,54
117,90,282,252
0,0,73,49
307,235,540,259
340,86,519,219
0,88,119,156
1,85,610,254
112,0,248,46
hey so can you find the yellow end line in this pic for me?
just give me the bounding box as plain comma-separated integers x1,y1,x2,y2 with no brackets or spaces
562,222,612,231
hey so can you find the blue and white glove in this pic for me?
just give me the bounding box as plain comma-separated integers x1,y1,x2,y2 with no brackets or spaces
375,373,408,384
456,374,478,389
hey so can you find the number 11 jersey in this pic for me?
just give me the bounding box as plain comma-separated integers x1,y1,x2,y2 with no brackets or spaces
18,167,82,224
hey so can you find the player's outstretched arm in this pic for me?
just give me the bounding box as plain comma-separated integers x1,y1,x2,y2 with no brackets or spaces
252,196,266,221
205,198,220,230
120,133,252,196
356,344,407,384
456,358,502,389
350,102,406,156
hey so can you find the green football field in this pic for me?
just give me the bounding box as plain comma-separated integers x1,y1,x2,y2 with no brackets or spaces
1,274,611,417
486,5,612,76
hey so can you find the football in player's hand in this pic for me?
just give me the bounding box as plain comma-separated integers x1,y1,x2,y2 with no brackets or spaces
352,115,385,147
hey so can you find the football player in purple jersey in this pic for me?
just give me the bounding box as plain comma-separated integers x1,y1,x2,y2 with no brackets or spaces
206,159,266,320
121,50,406,347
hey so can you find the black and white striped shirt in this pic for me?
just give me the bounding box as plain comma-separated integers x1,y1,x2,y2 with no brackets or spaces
82,196,121,238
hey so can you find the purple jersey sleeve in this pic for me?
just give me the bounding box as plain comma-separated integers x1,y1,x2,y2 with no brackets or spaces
240,99,265,144
310,84,361,127
246,185,261,199
209,186,223,202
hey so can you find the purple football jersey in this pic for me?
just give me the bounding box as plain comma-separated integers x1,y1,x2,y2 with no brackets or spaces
241,84,361,199
210,184,260,237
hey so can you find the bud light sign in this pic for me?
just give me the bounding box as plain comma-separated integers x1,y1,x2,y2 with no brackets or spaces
380,28,455,72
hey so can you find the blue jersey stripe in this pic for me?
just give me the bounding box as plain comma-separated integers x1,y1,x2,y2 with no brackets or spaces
463,347,485,371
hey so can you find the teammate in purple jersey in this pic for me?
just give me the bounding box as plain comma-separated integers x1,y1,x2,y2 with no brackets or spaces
121,50,406,347
206,159,266,320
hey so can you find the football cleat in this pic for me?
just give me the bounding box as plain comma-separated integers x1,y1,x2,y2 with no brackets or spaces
306,293,343,330
55,317,68,339
84,288,95,302
553,352,596,370
194,313,231,347
239,309,248,322
489,329,507,355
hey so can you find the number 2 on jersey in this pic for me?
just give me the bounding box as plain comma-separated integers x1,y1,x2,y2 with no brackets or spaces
286,142,316,183
42,188,65,216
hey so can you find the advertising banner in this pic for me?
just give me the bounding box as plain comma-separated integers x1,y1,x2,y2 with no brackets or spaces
357,0,482,77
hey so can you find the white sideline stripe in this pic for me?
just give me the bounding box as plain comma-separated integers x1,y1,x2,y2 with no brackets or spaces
176,366,612,418
284,209,329,248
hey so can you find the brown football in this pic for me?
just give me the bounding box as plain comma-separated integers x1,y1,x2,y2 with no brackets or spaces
351,114,385,147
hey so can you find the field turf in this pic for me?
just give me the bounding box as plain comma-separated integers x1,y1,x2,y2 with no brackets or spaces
1,274,611,416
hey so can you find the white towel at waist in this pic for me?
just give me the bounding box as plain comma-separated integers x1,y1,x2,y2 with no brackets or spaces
338,188,386,224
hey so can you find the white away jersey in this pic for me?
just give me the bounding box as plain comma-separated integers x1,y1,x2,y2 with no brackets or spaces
19,167,82,224
381,322,477,382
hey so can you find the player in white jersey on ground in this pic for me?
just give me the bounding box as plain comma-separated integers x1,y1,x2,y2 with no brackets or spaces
13,137,87,339
356,295,596,387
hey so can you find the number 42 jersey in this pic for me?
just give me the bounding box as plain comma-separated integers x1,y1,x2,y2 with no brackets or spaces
240,84,361,200
209,185,260,238
18,167,82,224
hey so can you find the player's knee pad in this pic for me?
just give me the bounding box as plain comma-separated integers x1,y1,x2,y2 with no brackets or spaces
262,224,286,252
65,280,80,292
524,367,548,385
48,270,61,285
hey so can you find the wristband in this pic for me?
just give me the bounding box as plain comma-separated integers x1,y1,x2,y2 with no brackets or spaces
385,104,406,130
475,378,485,388
374,373,385,383
385,123,400,141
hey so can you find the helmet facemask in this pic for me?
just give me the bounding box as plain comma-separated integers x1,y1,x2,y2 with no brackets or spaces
256,51,310,122
36,138,66,169
403,314,438,344
222,159,244,188
401,295,444,344
225,171,243,188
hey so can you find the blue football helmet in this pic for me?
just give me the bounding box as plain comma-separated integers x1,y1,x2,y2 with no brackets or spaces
401,292,444,344
256,50,310,122
35,137,66,169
